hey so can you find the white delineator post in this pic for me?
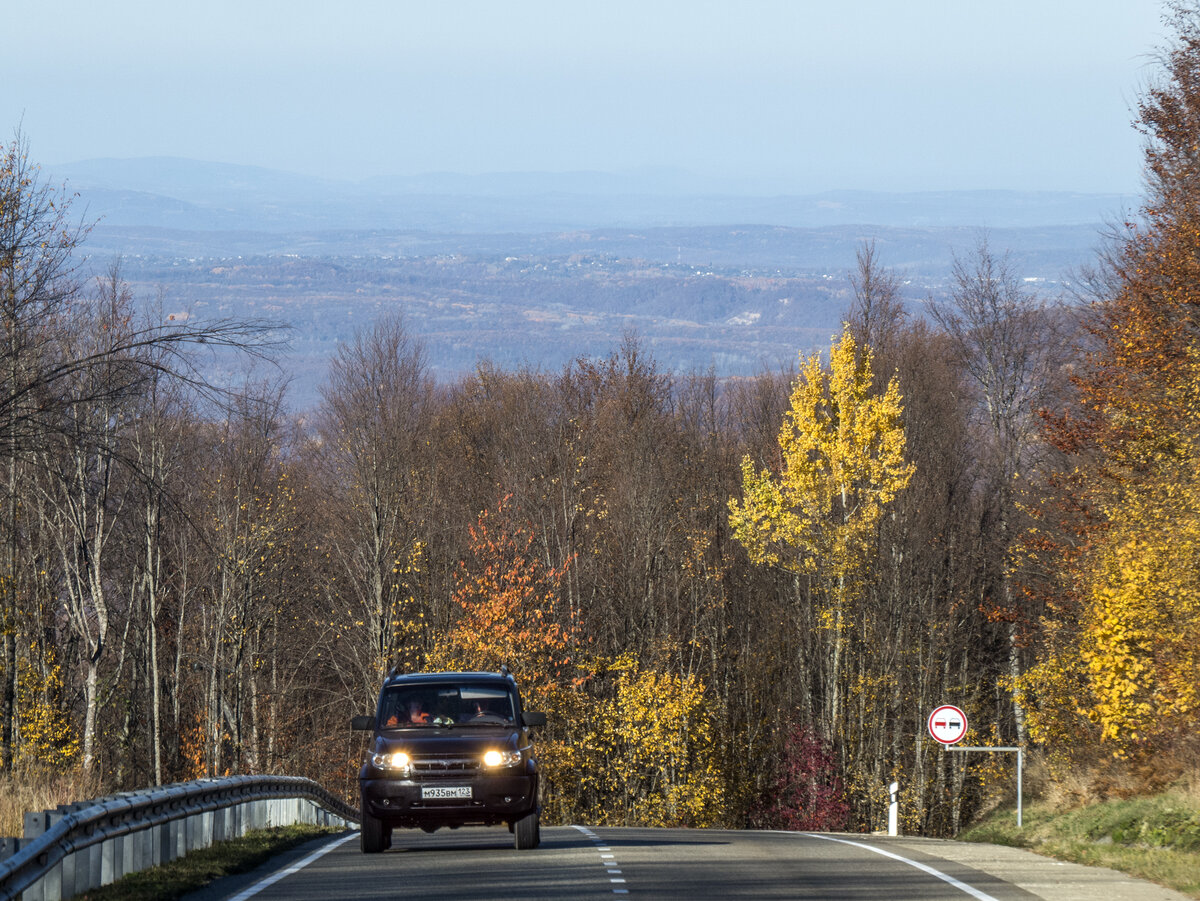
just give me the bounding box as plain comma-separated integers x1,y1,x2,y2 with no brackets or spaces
887,781,899,836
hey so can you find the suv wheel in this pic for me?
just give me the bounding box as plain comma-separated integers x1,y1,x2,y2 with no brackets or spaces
361,806,388,853
513,809,540,850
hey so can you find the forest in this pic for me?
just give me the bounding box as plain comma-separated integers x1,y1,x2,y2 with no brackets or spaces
3,7,1200,839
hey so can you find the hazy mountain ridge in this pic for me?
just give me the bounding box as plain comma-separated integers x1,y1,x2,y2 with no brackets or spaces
52,157,1136,233
52,157,1122,410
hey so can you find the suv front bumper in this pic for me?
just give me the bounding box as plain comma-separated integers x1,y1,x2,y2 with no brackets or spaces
361,772,537,826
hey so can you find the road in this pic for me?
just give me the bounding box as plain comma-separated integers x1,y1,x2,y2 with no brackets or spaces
185,825,1192,901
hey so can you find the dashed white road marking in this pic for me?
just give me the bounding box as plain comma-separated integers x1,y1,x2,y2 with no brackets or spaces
574,824,632,895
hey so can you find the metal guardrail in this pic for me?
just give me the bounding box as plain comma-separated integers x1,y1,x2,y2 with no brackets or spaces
0,775,360,901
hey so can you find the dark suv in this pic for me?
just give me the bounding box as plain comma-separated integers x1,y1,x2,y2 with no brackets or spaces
351,669,547,852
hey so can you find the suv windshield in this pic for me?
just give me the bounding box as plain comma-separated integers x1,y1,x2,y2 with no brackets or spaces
379,683,517,728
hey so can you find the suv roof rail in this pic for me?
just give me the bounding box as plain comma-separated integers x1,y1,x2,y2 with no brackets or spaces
500,664,511,677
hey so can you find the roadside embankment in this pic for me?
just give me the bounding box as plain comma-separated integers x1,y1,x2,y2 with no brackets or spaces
957,791,1200,899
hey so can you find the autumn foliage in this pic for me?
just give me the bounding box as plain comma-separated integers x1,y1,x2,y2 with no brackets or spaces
7,6,1200,832
430,500,726,827
730,331,913,745
1018,2,1200,774
0,134,1038,833
429,496,577,695
751,724,849,832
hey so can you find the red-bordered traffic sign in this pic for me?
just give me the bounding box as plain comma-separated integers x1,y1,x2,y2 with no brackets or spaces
927,705,968,745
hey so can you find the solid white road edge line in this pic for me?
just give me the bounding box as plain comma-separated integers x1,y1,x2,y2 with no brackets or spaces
798,833,1002,901
226,832,359,901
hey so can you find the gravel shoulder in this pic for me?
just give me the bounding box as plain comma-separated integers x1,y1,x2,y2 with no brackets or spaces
882,835,1194,901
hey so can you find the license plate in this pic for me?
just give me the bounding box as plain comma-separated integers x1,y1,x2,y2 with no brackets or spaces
421,785,472,800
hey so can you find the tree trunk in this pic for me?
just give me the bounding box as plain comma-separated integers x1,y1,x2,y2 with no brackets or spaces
2,455,18,771
82,657,100,772
146,530,163,785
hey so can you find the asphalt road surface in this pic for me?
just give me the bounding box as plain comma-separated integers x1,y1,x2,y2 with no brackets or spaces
184,825,1192,901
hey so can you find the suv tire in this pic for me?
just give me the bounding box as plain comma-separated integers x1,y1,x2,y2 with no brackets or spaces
361,805,388,853
513,809,540,850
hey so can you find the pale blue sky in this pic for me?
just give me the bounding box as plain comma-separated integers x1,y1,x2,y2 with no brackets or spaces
3,0,1167,193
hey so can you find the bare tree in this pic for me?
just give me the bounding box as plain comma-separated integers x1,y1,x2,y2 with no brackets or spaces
34,271,140,772
926,238,1069,744
317,314,434,702
0,132,89,769
1,131,280,775
126,367,189,784
846,240,908,355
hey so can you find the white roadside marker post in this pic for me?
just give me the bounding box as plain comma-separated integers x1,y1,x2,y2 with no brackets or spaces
888,781,899,836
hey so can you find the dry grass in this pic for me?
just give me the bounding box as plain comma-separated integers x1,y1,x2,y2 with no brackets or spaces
0,770,101,837
1024,744,1200,810
960,786,1200,899
74,825,342,901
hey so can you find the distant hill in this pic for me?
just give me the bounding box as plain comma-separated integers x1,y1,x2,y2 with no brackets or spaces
50,157,1137,234
84,221,1104,282
46,157,1127,410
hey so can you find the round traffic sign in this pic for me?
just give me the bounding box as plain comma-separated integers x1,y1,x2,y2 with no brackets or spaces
927,705,968,745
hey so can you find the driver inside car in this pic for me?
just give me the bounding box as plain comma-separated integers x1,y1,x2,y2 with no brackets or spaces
470,699,507,721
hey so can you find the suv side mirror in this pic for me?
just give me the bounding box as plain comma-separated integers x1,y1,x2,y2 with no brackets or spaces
350,714,375,731
522,711,547,728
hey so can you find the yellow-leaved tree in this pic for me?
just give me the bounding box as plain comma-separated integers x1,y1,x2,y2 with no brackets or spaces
729,331,913,734
1018,5,1200,774
1019,341,1200,764
570,658,724,827
17,644,77,773
1080,453,1200,752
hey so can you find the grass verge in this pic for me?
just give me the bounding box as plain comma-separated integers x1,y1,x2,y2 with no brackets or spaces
73,823,346,901
959,791,1200,899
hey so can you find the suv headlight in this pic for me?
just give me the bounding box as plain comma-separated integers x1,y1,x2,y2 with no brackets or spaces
482,749,522,768
371,750,412,774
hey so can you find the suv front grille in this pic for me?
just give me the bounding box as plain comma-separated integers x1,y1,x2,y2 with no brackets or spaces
411,756,481,776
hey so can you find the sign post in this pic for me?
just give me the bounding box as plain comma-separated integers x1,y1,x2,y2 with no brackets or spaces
946,745,1023,827
927,704,1023,828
